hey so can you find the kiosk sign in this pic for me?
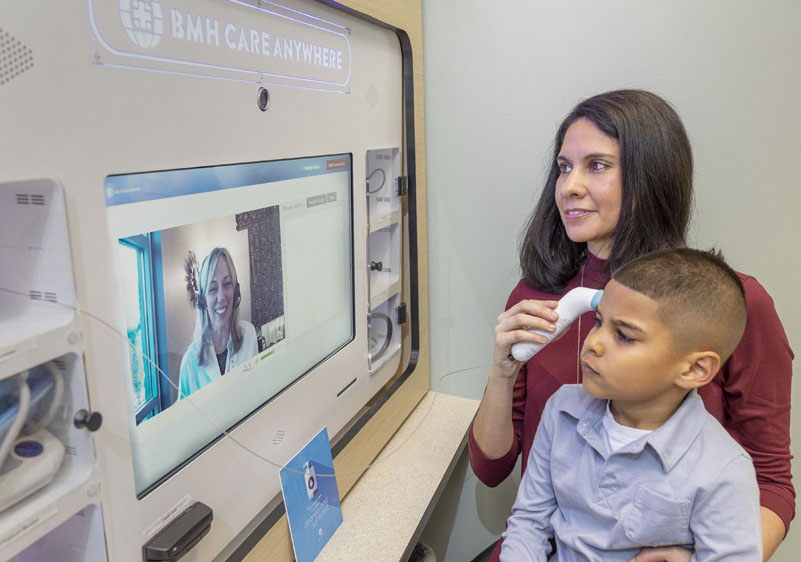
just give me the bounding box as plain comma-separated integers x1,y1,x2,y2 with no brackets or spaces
89,0,351,92
280,427,342,562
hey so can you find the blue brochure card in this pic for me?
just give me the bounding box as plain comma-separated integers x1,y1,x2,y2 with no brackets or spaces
280,427,342,562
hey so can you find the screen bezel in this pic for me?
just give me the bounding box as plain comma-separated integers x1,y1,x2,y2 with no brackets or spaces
105,152,356,499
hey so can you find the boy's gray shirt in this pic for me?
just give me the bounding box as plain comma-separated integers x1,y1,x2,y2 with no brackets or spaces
501,385,762,561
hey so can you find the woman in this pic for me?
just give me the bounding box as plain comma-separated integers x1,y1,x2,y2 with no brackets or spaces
469,90,794,560
179,247,258,397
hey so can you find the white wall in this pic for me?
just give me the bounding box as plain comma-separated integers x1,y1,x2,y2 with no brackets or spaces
422,1,801,560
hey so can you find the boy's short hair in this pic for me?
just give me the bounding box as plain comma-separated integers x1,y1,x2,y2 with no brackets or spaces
611,248,747,363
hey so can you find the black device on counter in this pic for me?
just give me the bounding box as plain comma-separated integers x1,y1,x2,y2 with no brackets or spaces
142,502,213,562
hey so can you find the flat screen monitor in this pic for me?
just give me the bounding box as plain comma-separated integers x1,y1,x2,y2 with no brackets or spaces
103,154,353,495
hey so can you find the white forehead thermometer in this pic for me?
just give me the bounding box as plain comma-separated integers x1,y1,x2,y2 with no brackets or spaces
510,287,603,362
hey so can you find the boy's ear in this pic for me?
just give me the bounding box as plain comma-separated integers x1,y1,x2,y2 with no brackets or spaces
676,351,721,390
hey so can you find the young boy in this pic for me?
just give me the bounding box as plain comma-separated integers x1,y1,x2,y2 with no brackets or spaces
500,248,762,561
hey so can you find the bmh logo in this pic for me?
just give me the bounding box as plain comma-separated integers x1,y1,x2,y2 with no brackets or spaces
119,0,164,49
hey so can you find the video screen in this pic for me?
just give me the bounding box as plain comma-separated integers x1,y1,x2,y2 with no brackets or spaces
104,154,353,494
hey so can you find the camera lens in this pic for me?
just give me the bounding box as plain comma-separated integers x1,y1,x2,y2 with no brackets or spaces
257,87,270,111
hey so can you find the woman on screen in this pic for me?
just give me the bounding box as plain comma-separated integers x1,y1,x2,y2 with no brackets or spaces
179,247,258,397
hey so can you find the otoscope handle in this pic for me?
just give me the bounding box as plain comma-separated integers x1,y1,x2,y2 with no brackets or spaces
510,287,603,362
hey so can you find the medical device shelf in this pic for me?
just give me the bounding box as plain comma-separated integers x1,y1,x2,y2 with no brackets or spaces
368,207,402,233
0,351,100,560
369,278,401,312
0,178,80,380
366,148,403,374
0,456,101,559
367,292,402,372
5,503,106,562
0,316,80,382
0,179,103,560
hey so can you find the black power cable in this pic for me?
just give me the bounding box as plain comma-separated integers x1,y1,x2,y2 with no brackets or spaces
366,168,386,194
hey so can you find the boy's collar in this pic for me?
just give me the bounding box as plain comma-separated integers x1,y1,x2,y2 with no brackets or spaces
638,390,707,472
559,387,708,472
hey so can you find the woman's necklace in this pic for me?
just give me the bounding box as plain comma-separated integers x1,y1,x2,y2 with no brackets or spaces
576,263,586,384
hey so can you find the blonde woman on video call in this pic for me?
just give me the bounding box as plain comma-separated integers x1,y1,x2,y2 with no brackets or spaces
180,247,258,397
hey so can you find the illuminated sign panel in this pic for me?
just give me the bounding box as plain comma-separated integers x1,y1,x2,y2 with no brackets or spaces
88,0,352,92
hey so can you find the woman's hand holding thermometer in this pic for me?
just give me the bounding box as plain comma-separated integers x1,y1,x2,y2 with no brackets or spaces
510,288,603,362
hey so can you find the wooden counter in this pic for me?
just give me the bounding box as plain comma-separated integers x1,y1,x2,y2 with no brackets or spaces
316,392,479,562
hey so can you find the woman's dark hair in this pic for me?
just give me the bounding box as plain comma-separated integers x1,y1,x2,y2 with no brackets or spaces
519,89,693,292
